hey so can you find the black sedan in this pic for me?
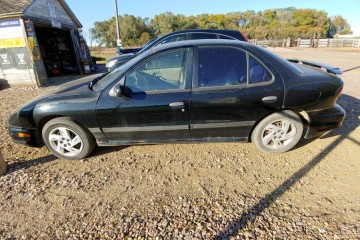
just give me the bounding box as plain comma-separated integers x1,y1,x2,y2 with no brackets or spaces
9,40,345,160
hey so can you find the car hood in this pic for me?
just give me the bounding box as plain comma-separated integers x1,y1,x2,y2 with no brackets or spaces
18,74,101,110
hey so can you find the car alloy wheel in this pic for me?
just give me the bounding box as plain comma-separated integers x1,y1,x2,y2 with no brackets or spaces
42,117,96,160
48,127,83,157
251,110,303,153
261,120,297,149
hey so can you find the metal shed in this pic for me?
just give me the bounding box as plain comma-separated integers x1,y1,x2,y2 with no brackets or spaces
0,0,90,88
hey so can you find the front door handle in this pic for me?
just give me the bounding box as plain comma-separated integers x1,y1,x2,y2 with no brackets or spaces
262,96,277,103
169,102,185,108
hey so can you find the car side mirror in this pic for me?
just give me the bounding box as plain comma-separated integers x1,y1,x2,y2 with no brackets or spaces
113,83,123,97
108,83,123,98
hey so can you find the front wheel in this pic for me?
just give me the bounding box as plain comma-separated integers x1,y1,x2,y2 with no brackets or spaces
251,111,303,153
42,118,96,160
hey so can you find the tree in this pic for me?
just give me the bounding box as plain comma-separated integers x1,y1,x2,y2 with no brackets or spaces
263,10,278,25
330,15,352,36
292,9,316,27
207,14,226,29
222,12,241,29
176,14,199,30
196,14,210,28
90,19,117,47
240,10,256,28
119,14,150,46
90,15,150,47
89,8,352,46
150,12,178,36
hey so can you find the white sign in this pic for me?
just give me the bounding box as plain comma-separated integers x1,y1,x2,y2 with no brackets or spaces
16,53,25,63
48,2,57,19
117,39,122,47
48,2,61,28
0,53,9,63
0,19,24,40
51,20,61,29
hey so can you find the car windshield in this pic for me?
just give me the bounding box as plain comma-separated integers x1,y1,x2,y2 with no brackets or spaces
93,53,143,91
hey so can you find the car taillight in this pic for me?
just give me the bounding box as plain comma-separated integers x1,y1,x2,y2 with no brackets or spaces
240,32,249,42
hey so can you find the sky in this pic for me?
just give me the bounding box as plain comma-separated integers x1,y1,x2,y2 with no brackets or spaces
65,0,360,38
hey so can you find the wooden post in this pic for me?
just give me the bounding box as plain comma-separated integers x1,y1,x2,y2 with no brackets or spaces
0,150,7,176
286,37,291,47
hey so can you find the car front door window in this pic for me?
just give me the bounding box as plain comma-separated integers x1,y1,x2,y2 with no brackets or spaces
125,49,188,92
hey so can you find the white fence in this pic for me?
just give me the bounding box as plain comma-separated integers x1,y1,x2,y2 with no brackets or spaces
250,38,360,48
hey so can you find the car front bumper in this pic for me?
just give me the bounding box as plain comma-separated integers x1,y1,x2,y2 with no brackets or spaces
304,104,346,139
8,126,42,147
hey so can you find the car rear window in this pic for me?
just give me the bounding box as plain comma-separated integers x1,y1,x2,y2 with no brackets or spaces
249,55,272,83
261,47,303,74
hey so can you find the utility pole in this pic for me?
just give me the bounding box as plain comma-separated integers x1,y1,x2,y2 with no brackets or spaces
113,0,122,47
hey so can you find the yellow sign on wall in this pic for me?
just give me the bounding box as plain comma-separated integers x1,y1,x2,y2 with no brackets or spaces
0,38,26,48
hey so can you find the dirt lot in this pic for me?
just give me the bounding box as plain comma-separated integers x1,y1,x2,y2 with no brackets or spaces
0,48,359,239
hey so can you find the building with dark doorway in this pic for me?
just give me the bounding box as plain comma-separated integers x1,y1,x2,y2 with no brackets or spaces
0,0,90,87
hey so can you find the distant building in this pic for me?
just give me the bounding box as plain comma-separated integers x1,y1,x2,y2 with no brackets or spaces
337,34,360,39
0,0,90,88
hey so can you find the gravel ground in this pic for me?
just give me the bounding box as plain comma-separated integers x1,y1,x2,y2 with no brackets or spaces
0,48,359,239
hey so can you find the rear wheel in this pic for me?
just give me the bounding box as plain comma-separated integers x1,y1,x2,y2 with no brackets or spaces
251,111,303,153
42,118,96,160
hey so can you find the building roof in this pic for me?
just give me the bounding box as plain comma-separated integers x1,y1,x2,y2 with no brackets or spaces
0,0,32,15
0,0,82,28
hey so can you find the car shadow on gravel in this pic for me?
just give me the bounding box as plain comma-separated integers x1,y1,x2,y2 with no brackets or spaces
6,155,57,173
6,146,132,173
217,94,359,238
90,145,131,158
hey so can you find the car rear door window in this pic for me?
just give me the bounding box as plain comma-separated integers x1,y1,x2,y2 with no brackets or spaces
249,55,272,84
125,49,188,92
198,47,247,88
190,33,218,40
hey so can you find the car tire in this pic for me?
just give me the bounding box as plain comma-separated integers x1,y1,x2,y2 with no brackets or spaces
42,117,96,160
251,110,303,153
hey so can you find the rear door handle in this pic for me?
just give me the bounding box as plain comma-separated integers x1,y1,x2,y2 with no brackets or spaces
262,96,277,103
169,102,185,108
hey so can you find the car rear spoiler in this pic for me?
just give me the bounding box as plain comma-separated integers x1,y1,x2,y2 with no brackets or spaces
287,59,343,75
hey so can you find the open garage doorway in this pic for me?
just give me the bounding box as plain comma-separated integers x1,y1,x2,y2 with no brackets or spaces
34,25,80,77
